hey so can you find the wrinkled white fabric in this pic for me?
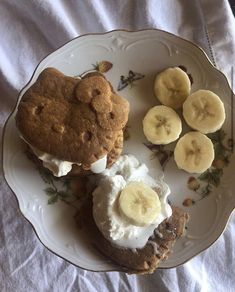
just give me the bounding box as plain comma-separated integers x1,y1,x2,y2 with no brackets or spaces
0,0,235,291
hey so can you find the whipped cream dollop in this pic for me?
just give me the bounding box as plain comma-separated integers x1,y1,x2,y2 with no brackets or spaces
92,155,172,249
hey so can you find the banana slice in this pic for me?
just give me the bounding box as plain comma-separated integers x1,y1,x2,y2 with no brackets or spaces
174,131,214,173
183,90,226,134
154,67,191,109
118,181,161,227
143,105,182,144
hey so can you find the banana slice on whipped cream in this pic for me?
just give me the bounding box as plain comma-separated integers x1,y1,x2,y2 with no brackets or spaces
118,181,162,227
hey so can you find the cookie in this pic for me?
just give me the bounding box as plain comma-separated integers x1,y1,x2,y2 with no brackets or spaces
16,68,129,170
91,206,189,274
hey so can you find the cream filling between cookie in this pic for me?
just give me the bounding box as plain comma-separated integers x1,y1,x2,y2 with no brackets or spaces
30,146,107,177
19,134,107,176
92,155,172,249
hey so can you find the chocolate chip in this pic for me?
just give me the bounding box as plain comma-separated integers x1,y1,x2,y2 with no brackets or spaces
82,131,92,142
92,89,101,97
109,112,115,119
35,105,44,115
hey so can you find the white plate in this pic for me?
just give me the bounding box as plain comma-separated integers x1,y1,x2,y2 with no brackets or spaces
3,29,235,271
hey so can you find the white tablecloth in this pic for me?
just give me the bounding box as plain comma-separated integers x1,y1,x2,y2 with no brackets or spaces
1,1,235,291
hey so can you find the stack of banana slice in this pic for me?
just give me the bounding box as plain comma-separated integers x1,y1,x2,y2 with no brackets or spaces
143,67,226,173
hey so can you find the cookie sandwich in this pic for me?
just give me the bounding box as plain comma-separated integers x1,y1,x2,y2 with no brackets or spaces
91,155,189,274
15,68,129,176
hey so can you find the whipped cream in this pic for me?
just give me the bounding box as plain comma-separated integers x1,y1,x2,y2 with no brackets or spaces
92,155,172,249
90,155,107,174
31,147,76,177
30,146,107,177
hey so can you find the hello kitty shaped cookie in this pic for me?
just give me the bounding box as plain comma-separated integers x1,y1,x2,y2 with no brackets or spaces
16,68,130,172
